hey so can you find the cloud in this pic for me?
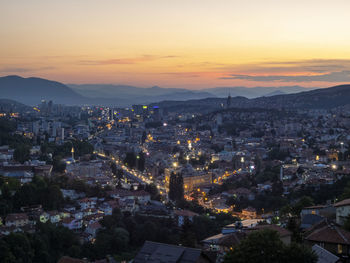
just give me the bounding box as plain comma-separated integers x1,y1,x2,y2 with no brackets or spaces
160,72,201,78
221,70,350,82
79,55,179,65
216,59,350,75
0,66,55,73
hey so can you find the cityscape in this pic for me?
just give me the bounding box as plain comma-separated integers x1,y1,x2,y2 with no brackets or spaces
1,1,350,263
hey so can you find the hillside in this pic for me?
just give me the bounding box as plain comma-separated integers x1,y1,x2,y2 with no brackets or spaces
0,75,84,105
0,98,33,112
152,84,350,112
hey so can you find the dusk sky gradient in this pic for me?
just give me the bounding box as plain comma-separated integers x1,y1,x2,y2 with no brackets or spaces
1,0,350,89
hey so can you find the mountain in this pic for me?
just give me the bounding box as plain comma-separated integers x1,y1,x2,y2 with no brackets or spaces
264,90,286,97
203,86,313,98
0,98,33,112
251,84,350,109
152,84,350,112
0,75,85,105
68,84,215,104
69,84,312,101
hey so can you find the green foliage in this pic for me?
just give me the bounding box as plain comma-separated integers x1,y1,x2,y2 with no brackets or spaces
224,229,317,263
124,152,136,168
169,172,184,203
0,222,81,263
0,176,64,214
291,196,314,216
137,152,145,171
144,183,161,201
13,145,31,164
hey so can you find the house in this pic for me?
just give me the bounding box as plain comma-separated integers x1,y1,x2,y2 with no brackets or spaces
334,199,350,225
301,205,335,219
5,213,29,227
132,190,151,204
241,207,257,219
57,256,86,263
202,231,246,252
311,244,340,263
134,241,215,263
39,212,50,223
78,198,96,210
228,187,255,201
48,211,61,224
85,221,102,238
71,211,83,220
61,217,82,230
99,203,113,215
300,214,324,230
304,221,350,260
174,210,199,226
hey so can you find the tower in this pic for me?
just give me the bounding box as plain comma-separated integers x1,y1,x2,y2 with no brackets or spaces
227,93,232,108
71,146,75,160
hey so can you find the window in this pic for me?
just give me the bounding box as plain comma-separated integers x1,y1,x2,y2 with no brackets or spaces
338,244,343,254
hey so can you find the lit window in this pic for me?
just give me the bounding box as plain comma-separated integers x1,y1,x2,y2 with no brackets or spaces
338,244,343,254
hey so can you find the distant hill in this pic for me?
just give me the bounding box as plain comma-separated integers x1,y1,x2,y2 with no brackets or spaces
203,86,313,98
69,83,312,101
0,98,33,112
0,76,215,106
68,84,215,105
252,84,350,109
1,75,348,109
152,84,350,112
0,75,84,105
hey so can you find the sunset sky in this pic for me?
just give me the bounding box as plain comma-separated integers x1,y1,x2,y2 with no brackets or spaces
1,0,350,89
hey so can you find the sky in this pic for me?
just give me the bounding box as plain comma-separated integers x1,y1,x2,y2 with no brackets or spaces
1,0,350,89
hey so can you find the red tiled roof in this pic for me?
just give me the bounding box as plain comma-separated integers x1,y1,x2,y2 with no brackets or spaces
5,213,28,222
249,224,292,237
334,199,350,207
305,223,350,245
57,256,86,263
174,210,198,217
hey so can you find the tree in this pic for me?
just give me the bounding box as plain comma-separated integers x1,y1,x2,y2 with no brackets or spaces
224,229,317,263
292,196,314,216
14,145,30,164
224,229,285,263
169,172,184,202
145,184,161,200
137,152,145,171
283,243,318,263
124,152,136,168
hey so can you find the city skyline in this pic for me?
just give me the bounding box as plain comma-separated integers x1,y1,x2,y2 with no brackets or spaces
1,0,350,89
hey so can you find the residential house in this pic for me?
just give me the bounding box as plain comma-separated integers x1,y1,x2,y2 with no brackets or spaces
241,207,257,219
78,198,96,210
134,241,215,263
39,212,50,223
85,221,102,238
48,211,61,224
61,217,82,231
174,210,199,227
334,199,350,225
304,221,350,260
312,244,340,263
5,213,29,227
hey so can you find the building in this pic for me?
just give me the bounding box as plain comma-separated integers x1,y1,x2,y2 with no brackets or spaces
134,241,215,263
174,210,198,226
334,199,350,225
5,213,29,227
241,207,257,219
304,221,350,260
183,173,213,193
